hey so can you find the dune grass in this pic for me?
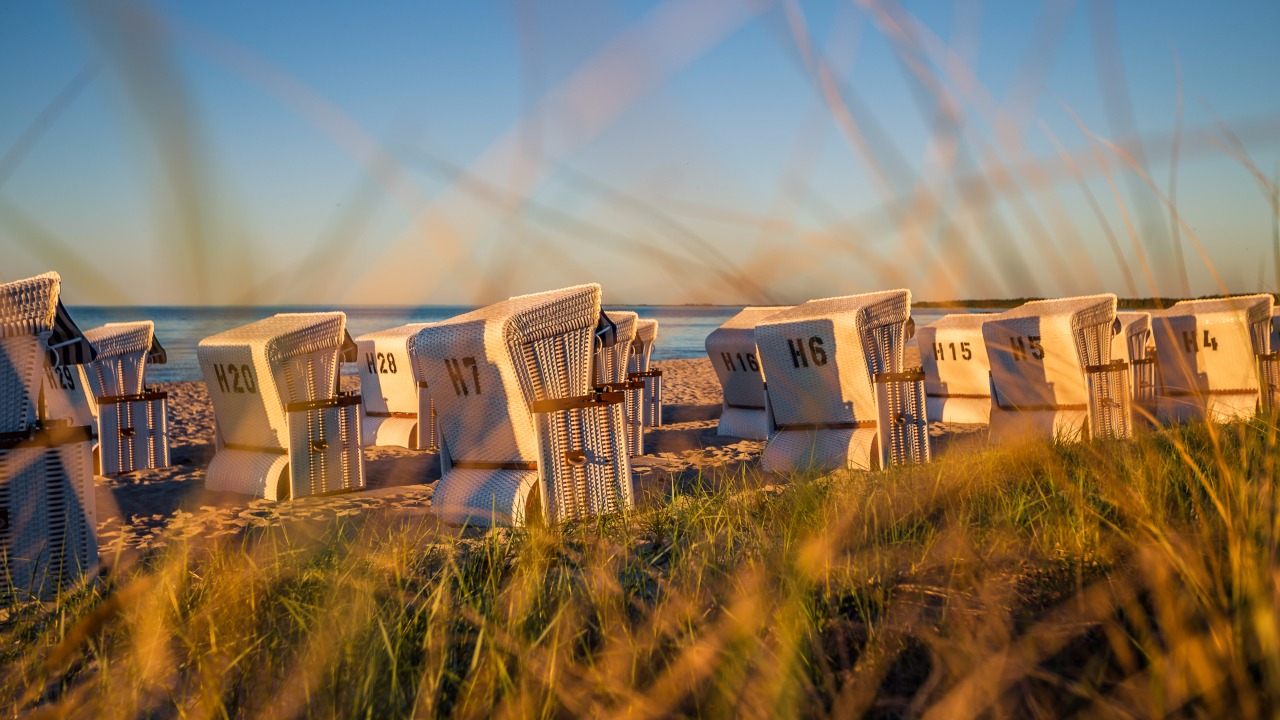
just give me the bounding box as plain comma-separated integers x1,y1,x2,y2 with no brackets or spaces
3,418,1280,717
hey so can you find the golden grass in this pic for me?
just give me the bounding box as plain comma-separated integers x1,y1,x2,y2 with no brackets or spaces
4,418,1279,717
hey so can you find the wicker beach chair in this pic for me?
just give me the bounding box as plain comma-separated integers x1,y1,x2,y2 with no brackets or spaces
984,294,1129,444
79,322,170,475
595,311,646,456
198,313,364,500
706,307,791,440
1113,312,1157,423
756,290,929,473
1152,295,1273,423
355,323,436,450
916,313,993,425
0,272,98,600
411,284,633,527
629,319,662,429
1269,308,1280,415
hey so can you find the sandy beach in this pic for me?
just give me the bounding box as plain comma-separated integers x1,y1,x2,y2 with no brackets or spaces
94,354,989,568
94,358,753,563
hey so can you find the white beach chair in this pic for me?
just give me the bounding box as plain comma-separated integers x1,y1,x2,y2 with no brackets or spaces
355,323,436,450
706,307,791,440
0,272,98,600
80,322,171,475
198,313,365,500
594,311,645,456
916,313,993,425
1152,295,1273,423
1113,312,1157,422
1267,308,1280,415
984,294,1129,444
629,319,662,428
410,284,633,527
756,290,929,473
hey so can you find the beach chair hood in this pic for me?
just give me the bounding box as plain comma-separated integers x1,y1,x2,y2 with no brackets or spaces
705,306,791,440
1153,294,1273,423
916,313,993,425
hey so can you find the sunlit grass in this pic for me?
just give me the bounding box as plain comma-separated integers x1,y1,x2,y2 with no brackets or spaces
3,417,1278,716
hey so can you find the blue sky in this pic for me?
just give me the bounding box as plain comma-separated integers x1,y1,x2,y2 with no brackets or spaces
2,0,1278,305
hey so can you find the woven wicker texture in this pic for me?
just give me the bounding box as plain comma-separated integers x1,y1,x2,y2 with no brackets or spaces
0,272,60,337
756,290,918,472
287,400,364,497
876,370,931,466
916,313,993,425
0,273,61,436
984,294,1126,443
199,313,346,450
81,321,171,474
199,312,362,499
0,431,98,601
0,274,98,599
597,311,638,385
356,323,434,449
98,395,170,475
595,312,643,456
412,284,633,527
1114,312,1157,420
760,426,879,473
1271,308,1280,355
1153,295,1273,423
83,322,154,398
630,319,662,427
1267,309,1280,414
706,306,791,440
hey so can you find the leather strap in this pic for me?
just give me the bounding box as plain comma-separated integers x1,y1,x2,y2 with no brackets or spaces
223,442,288,455
0,424,97,449
97,389,168,405
1161,389,1258,397
994,402,1088,411
629,369,663,379
874,368,925,383
452,460,538,471
596,380,644,392
775,420,876,431
285,393,362,412
531,390,625,414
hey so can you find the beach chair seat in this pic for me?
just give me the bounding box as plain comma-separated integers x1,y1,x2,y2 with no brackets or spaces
198,313,364,500
355,323,436,450
0,272,98,600
595,311,645,456
629,319,662,428
756,290,929,473
411,284,633,527
706,307,791,440
984,294,1129,444
81,322,170,475
1113,312,1157,423
1152,295,1273,423
916,313,993,425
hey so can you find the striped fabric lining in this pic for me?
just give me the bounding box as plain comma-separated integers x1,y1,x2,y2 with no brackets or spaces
47,300,96,366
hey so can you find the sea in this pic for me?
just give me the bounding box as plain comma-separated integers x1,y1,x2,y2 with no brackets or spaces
66,305,969,384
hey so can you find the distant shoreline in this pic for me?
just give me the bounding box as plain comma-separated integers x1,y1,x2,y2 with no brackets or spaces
69,296,1276,311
